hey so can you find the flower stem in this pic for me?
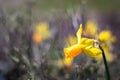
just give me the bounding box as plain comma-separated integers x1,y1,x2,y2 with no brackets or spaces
99,46,111,80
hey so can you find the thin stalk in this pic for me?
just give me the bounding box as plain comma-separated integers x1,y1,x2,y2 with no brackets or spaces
99,46,111,80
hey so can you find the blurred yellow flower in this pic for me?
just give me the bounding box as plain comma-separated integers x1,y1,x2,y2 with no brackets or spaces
84,20,97,37
99,30,116,42
57,57,73,68
64,24,102,59
32,22,51,43
96,30,116,62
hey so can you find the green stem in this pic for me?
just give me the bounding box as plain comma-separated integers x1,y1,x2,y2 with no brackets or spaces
99,46,111,80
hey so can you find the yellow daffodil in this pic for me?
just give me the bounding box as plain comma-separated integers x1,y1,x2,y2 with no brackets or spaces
32,22,51,43
99,30,116,43
83,20,97,37
64,24,102,59
35,22,51,38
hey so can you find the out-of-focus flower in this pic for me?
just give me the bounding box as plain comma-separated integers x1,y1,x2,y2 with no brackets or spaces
32,22,51,43
32,33,42,43
57,57,73,68
97,30,116,62
83,20,97,37
64,24,102,59
99,30,116,43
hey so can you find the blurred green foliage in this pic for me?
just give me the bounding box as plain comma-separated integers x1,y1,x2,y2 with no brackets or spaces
34,0,80,10
33,0,120,11
50,47,60,60
87,0,120,11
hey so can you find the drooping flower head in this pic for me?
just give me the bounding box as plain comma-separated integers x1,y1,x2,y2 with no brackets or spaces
64,24,102,59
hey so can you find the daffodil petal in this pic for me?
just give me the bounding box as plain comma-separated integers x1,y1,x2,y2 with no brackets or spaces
80,38,87,44
80,38,94,46
76,24,82,44
99,30,116,42
83,47,102,58
84,20,97,36
80,38,102,58
64,44,82,58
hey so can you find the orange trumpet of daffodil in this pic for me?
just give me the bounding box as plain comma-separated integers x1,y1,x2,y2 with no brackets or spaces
64,24,102,58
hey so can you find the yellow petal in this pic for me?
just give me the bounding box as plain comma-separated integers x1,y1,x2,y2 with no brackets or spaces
84,20,97,36
80,38,94,47
64,44,82,58
35,22,49,32
35,22,51,39
76,24,82,44
81,38,102,58
83,47,102,58
99,30,116,42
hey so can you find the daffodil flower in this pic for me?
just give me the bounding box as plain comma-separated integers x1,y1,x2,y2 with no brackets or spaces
83,20,97,37
64,24,102,58
32,22,51,43
35,22,51,39
99,30,116,43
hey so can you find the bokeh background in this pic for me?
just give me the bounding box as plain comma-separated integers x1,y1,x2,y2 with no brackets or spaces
0,0,120,80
